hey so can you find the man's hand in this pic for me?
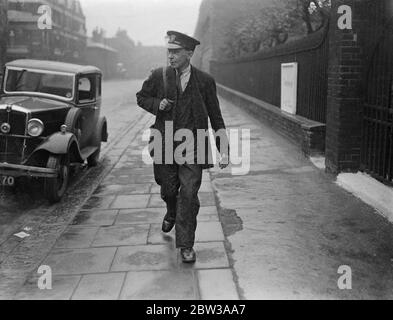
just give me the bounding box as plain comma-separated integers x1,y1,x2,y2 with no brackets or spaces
159,99,174,111
219,153,229,169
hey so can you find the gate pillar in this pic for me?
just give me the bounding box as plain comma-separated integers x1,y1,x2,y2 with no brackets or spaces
325,0,370,173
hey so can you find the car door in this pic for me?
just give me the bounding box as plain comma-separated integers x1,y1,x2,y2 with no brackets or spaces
95,74,102,118
77,74,99,149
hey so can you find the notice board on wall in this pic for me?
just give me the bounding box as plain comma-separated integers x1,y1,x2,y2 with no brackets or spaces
281,62,298,115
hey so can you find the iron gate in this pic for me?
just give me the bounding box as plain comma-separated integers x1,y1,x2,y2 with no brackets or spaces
361,21,393,184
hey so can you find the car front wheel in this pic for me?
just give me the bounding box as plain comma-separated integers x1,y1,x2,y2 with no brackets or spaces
44,155,70,203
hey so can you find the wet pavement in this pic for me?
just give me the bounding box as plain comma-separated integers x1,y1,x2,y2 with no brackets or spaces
0,80,153,298
1,79,393,300
9,117,238,300
210,98,393,300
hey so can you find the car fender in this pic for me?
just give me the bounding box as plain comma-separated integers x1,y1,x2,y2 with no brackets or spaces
91,116,108,146
32,132,84,163
65,107,82,137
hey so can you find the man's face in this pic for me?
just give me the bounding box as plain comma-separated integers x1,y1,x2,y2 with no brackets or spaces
168,48,193,70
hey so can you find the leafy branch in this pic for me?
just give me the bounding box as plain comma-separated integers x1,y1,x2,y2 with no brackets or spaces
220,0,331,59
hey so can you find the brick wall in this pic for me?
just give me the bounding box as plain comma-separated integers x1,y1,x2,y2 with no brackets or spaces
325,0,377,173
218,84,326,156
325,0,390,173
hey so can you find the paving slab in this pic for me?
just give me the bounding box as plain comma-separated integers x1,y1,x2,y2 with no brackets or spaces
199,206,219,216
54,226,99,249
102,175,155,185
149,184,161,194
148,193,215,208
202,172,211,180
110,195,150,209
109,167,153,176
212,173,329,209
82,196,116,210
108,148,126,156
71,273,126,300
114,160,149,169
200,181,214,193
198,269,239,300
198,193,216,206
114,207,218,226
115,208,164,225
43,247,117,275
111,244,177,272
147,224,176,245
120,270,197,300
14,275,81,300
93,184,151,196
195,222,225,242
178,242,230,270
91,225,150,247
150,181,214,194
147,222,224,245
197,214,220,222
71,210,119,227
147,194,166,208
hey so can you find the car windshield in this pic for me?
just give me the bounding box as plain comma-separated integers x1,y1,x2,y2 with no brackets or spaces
5,68,74,99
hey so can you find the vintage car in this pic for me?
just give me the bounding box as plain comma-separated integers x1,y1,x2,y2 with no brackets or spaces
0,59,108,202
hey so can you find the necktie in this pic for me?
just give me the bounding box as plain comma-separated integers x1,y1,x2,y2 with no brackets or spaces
176,71,183,95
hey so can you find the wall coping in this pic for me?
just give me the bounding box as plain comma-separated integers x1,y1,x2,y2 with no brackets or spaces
217,83,325,130
217,83,326,156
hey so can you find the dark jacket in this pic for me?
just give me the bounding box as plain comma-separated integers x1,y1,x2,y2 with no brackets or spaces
136,65,228,168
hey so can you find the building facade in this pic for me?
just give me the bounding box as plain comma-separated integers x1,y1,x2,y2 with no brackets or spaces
6,0,87,63
106,31,166,79
0,0,8,71
85,38,118,79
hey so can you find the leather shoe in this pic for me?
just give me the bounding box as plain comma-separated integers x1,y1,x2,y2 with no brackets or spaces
162,219,175,233
180,248,196,263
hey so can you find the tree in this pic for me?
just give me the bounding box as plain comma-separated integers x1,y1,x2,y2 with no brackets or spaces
220,0,331,58
294,0,331,34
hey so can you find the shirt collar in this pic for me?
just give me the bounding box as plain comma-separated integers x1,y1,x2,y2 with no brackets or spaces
177,64,191,76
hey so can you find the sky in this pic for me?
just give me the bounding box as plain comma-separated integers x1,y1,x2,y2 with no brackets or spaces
79,0,203,46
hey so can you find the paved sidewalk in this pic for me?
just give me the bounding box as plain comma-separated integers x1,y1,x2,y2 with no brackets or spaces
10,92,393,300
12,113,239,300
210,97,393,300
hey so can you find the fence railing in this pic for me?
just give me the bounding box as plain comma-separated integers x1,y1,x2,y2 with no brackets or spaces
210,22,329,124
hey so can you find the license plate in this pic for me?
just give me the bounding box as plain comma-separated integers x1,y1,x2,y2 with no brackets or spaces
0,176,15,186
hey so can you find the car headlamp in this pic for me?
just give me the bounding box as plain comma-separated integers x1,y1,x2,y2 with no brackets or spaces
27,119,44,137
0,123,11,134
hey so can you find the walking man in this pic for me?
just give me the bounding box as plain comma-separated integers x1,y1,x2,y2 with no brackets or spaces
136,31,229,263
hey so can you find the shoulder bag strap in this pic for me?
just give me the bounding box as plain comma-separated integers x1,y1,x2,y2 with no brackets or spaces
162,66,168,98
